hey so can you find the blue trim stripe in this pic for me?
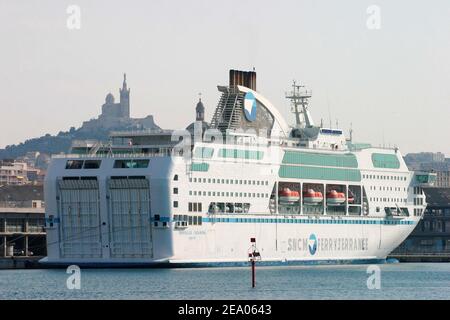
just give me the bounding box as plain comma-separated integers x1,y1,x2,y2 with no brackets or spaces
201,217,415,225
150,216,415,225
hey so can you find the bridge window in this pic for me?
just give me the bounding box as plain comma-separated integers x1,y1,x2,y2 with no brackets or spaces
65,160,84,169
113,160,149,169
83,160,101,169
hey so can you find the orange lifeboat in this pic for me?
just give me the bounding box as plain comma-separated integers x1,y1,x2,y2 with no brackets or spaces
326,190,346,205
303,189,323,204
278,188,300,203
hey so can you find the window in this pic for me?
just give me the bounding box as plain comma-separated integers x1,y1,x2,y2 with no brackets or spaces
188,203,193,212
84,160,101,169
66,160,84,169
173,187,178,194
173,201,178,208
173,174,179,181
193,203,198,211
113,159,149,169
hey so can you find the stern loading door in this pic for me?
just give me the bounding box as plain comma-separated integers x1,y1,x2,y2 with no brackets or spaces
57,179,102,258
107,177,153,258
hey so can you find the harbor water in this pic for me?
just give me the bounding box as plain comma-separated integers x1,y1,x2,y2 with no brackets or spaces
0,263,449,300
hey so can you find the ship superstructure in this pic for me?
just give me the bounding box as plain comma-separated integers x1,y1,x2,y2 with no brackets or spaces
41,70,436,267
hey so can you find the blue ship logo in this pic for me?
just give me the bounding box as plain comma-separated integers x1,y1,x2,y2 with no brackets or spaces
243,92,257,122
308,234,318,255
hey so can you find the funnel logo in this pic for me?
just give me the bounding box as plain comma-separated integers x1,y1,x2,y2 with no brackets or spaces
308,234,318,255
243,92,257,122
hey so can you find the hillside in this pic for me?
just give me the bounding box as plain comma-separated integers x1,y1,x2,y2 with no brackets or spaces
0,120,161,162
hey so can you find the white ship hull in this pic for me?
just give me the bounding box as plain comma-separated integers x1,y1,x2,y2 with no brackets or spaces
41,218,416,267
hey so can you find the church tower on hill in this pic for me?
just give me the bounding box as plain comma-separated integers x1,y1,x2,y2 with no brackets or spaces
119,73,130,118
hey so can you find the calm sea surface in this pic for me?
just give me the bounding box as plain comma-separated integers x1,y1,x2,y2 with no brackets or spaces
0,263,449,300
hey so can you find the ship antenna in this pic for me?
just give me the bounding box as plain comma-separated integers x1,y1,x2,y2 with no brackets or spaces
285,80,313,128
349,122,353,142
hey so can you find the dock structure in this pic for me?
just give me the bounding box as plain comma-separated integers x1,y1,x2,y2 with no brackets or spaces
1,207,46,258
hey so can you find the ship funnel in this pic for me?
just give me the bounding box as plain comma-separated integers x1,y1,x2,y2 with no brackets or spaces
229,69,256,91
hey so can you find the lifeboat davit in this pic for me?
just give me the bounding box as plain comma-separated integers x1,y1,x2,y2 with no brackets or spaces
278,188,300,203
347,192,355,204
326,190,346,205
303,189,323,204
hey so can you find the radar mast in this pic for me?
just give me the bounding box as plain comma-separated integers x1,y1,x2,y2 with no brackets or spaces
285,81,314,128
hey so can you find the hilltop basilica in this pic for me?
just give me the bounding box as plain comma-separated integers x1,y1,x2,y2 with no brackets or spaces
80,74,160,132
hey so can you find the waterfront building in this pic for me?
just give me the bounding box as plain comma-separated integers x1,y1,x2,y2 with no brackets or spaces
0,185,46,258
404,152,450,188
0,161,30,185
391,187,450,261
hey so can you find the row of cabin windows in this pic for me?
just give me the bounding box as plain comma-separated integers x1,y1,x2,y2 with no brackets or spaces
362,173,407,181
189,177,269,186
188,202,202,212
414,198,424,206
414,208,423,216
369,186,407,192
209,202,251,214
370,197,407,203
190,190,269,198
174,215,203,226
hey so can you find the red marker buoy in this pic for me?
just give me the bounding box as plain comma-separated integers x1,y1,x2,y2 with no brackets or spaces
248,237,261,288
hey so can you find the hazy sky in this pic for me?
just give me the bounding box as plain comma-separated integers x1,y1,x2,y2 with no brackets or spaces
1,0,449,156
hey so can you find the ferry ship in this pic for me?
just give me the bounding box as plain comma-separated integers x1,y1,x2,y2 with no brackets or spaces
41,70,436,267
